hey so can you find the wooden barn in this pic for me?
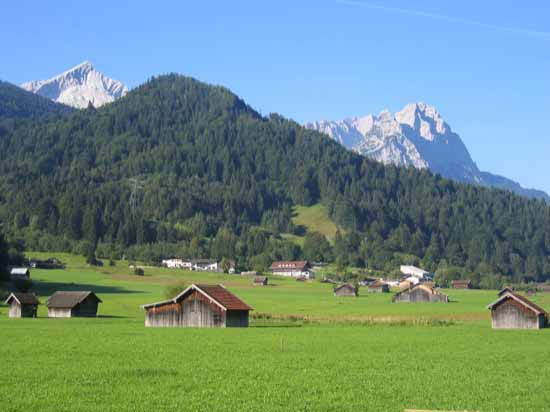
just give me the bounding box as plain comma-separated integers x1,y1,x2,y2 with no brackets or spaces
368,280,389,293
398,279,414,290
488,291,547,329
142,284,252,328
392,284,449,303
4,293,39,318
253,276,268,286
334,283,358,297
498,287,514,297
47,291,102,318
452,279,472,289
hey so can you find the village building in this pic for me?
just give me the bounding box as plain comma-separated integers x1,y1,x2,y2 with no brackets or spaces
451,279,472,289
488,290,547,329
253,276,268,286
47,291,102,318
10,267,30,280
334,283,358,297
4,292,39,318
270,261,313,278
392,284,449,303
400,265,432,280
142,284,252,328
368,280,389,293
161,258,193,269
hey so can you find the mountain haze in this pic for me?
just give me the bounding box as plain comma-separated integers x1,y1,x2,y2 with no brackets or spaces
21,61,128,109
306,103,549,201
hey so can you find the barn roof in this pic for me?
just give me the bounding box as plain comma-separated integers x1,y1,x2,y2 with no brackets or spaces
142,284,253,311
334,283,356,292
4,292,39,305
369,280,387,288
47,291,102,308
497,287,514,297
488,291,547,315
270,261,309,270
10,267,29,275
393,283,447,299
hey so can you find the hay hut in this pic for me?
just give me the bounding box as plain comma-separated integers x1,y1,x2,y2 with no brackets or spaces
488,291,546,329
4,293,39,318
47,291,102,318
334,283,358,297
253,276,268,286
142,284,252,328
392,284,449,303
368,280,389,293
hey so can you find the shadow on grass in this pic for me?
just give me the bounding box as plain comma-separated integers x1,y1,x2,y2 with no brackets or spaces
31,280,145,296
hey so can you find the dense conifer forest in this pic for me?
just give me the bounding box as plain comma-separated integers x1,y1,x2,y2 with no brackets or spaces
0,75,548,285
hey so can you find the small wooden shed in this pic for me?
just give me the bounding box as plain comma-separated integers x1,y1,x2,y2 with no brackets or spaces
368,280,389,293
452,279,472,289
392,284,449,303
4,293,39,318
10,268,30,280
334,283,358,297
142,284,252,328
47,291,102,318
253,276,268,286
488,291,546,329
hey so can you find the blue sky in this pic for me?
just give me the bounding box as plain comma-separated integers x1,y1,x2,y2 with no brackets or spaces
2,0,549,193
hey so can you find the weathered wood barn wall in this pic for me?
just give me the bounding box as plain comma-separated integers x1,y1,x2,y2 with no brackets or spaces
392,284,449,303
488,292,546,329
143,284,252,328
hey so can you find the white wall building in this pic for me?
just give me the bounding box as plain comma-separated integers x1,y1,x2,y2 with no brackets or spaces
400,265,431,279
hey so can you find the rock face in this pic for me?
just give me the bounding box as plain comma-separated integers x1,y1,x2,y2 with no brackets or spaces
21,61,128,109
306,103,549,201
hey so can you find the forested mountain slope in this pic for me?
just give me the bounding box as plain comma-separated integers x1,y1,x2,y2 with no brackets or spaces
0,74,548,281
0,80,73,120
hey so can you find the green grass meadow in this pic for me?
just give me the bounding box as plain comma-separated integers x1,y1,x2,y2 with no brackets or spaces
2,253,550,411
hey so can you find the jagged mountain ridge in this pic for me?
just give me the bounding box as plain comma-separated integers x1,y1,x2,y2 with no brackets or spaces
306,103,549,201
21,61,128,109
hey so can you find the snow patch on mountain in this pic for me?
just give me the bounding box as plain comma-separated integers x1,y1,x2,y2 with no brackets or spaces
21,61,128,109
306,103,549,201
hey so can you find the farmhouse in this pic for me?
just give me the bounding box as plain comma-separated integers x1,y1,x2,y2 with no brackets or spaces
488,291,547,329
271,261,313,278
10,267,30,280
400,265,432,280
4,292,39,318
452,279,472,289
334,283,357,297
392,284,449,303
161,258,193,269
253,276,268,286
368,280,389,293
47,291,102,318
142,284,252,328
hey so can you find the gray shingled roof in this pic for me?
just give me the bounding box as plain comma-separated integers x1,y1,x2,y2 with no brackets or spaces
47,291,101,308
4,292,39,305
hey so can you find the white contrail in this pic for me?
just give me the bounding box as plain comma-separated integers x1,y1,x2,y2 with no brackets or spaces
336,0,550,40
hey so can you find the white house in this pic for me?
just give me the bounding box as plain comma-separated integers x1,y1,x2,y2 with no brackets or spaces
400,265,431,280
161,258,193,269
270,261,313,279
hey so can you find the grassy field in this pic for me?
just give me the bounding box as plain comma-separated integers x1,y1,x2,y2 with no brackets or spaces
288,204,341,241
2,253,550,411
